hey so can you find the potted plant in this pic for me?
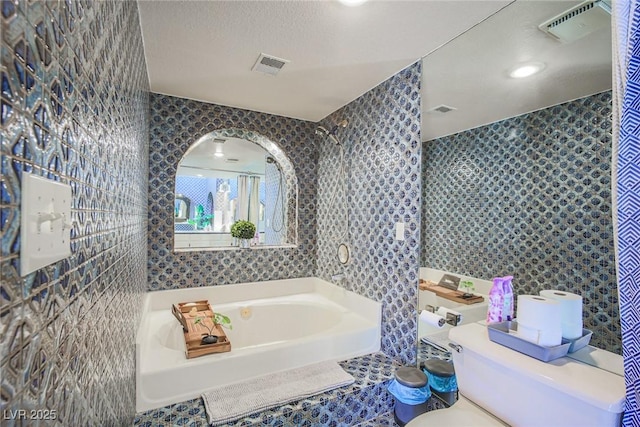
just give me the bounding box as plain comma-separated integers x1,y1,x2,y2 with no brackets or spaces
194,312,233,345
231,220,256,248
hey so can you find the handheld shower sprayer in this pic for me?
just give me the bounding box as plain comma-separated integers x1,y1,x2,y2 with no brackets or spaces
327,119,348,136
266,156,281,171
315,126,330,136
266,156,284,233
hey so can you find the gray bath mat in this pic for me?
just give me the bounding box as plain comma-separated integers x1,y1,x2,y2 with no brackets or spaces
201,360,354,425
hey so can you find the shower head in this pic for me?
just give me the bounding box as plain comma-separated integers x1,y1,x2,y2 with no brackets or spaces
316,119,349,137
315,119,348,145
328,119,349,135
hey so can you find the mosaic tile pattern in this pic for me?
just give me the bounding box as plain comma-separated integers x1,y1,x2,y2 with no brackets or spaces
355,412,398,427
148,94,318,289
421,92,620,354
316,62,422,366
355,398,449,427
1,0,149,425
133,353,399,427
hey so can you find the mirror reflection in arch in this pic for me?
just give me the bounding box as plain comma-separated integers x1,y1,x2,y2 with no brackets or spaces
173,130,298,250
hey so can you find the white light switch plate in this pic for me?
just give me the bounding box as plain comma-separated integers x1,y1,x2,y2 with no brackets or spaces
20,173,72,276
395,222,405,241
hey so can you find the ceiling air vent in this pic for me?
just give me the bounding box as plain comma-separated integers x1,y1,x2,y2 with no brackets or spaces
225,158,240,163
539,0,611,43
252,53,290,76
426,105,457,114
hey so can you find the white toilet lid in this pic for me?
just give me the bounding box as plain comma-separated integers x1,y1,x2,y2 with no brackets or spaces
406,395,508,427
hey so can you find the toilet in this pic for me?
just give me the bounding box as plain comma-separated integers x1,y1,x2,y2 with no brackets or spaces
408,322,625,427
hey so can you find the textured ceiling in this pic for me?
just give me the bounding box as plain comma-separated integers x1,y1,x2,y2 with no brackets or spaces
138,0,510,122
138,0,612,141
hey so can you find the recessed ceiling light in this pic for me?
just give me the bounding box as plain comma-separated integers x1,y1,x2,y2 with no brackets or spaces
338,0,369,6
509,62,546,79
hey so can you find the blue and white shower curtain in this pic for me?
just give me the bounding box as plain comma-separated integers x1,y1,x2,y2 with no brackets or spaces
613,0,640,424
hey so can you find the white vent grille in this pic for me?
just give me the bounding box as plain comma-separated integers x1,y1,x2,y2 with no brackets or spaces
426,105,457,114
539,0,611,43
252,53,290,76
547,2,594,29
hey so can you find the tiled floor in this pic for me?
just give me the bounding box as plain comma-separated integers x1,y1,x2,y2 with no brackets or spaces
133,345,457,427
133,353,400,426
355,411,397,426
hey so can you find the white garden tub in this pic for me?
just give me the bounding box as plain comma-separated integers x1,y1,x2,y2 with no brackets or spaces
135,277,381,412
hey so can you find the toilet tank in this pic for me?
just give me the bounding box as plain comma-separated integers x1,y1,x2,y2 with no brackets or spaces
449,323,625,427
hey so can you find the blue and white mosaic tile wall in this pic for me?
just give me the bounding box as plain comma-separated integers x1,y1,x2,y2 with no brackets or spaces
149,62,422,365
421,91,620,353
1,0,149,425
316,62,422,365
148,94,318,289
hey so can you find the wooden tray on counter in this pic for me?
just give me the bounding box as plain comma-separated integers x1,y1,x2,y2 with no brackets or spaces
171,300,231,359
419,280,485,305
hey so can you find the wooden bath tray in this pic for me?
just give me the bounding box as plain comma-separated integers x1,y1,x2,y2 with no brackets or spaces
171,300,231,359
419,280,485,305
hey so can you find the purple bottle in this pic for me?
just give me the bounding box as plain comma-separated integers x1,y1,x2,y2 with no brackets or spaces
487,277,505,324
502,276,514,321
